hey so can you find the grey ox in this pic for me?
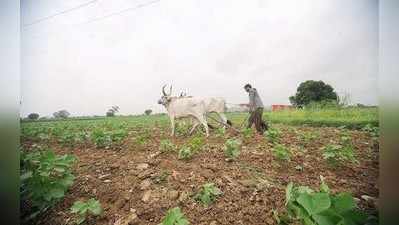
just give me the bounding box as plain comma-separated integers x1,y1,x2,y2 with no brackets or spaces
157,85,231,137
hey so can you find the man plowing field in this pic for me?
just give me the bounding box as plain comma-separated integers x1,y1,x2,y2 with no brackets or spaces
243,83,268,135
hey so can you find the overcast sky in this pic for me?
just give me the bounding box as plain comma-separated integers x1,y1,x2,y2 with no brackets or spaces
20,0,378,117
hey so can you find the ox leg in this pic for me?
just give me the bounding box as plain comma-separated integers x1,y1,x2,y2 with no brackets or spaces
218,113,228,129
198,115,209,137
189,119,200,135
170,117,175,136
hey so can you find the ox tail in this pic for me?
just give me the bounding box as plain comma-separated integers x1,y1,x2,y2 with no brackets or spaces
226,119,232,126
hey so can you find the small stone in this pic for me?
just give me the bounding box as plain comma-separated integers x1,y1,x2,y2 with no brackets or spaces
138,169,153,179
210,221,217,225
142,190,152,202
104,179,112,183
140,179,152,190
136,163,149,170
239,179,256,187
110,163,120,169
178,191,190,202
99,174,111,179
361,195,376,203
168,190,179,200
113,213,138,225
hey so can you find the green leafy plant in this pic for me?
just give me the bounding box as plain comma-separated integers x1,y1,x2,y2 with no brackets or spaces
278,176,369,225
265,127,281,144
194,183,222,206
322,144,357,166
272,144,291,161
242,127,253,139
299,131,319,145
133,130,150,146
223,138,241,160
153,170,170,184
90,129,112,148
215,127,226,138
362,124,379,138
70,198,103,224
20,149,76,218
188,136,205,152
159,207,189,225
178,146,193,160
159,139,176,153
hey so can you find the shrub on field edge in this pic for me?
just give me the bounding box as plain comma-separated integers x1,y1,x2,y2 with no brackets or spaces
20,149,76,220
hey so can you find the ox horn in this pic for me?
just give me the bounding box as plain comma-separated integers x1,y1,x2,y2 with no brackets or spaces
169,85,172,96
162,85,167,96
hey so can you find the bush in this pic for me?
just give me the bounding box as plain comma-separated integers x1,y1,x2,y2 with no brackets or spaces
272,144,291,161
53,110,70,119
70,198,103,224
194,183,222,206
144,109,152,115
160,207,189,225
28,113,40,120
20,149,76,219
223,138,241,160
178,146,193,160
277,176,371,225
289,80,338,107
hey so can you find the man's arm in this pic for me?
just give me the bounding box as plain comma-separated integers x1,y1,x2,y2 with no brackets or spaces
248,89,256,112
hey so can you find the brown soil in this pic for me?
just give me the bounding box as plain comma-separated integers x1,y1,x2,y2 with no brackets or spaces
25,125,379,225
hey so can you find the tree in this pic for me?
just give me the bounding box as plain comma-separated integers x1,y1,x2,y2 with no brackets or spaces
53,110,70,119
106,106,119,117
27,113,39,120
144,109,152,115
289,80,338,107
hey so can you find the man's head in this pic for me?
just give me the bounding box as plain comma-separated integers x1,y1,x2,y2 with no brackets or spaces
244,84,252,92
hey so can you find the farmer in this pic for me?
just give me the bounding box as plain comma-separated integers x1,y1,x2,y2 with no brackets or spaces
243,84,268,135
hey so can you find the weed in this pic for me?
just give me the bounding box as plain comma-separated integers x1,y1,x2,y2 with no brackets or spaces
178,146,193,160
215,127,226,138
188,136,205,152
70,198,103,224
159,139,175,153
265,127,281,144
223,138,241,160
242,128,253,139
322,144,357,166
153,170,170,184
272,144,291,161
194,183,222,206
299,131,319,145
159,207,189,225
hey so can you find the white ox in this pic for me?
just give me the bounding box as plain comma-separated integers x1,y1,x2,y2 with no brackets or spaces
158,85,230,137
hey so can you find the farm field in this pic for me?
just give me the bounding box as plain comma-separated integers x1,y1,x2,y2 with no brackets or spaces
20,109,379,225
